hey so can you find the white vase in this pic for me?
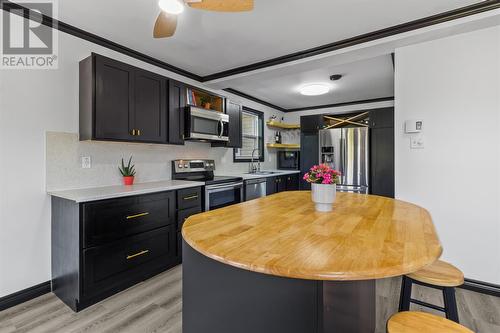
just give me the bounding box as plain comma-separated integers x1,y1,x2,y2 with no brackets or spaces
311,183,337,212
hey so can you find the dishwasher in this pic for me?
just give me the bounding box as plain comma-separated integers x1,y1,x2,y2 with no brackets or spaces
245,178,267,201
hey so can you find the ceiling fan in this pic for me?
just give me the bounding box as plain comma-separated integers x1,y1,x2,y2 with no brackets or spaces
153,0,254,38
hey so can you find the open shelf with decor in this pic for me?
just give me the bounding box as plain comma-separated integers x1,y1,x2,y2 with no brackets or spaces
266,143,300,149
266,120,300,129
186,87,225,113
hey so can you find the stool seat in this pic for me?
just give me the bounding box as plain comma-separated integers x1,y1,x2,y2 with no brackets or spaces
388,311,473,333
407,260,464,287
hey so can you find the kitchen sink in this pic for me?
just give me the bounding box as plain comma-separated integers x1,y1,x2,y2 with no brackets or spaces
246,171,278,175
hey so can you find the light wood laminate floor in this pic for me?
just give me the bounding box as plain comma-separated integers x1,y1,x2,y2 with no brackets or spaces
1,265,499,333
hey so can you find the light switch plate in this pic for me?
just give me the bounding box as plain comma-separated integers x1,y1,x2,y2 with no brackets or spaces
81,156,91,168
410,136,424,149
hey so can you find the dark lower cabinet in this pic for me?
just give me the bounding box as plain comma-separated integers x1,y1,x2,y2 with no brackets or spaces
51,187,201,312
168,80,186,145
266,174,300,195
285,174,300,191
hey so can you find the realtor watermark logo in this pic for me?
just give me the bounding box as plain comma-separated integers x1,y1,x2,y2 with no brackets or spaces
1,0,58,69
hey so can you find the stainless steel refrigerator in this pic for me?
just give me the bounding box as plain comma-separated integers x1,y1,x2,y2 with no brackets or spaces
319,128,369,194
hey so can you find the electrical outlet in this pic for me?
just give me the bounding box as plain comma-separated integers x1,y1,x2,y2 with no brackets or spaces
410,136,424,149
81,156,91,169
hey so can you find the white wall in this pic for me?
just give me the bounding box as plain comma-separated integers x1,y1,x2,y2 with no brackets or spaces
395,26,500,284
0,28,284,297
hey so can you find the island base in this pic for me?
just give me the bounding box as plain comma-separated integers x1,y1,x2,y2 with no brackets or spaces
183,242,375,333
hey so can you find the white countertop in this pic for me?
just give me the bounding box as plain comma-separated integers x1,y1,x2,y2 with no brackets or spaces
216,170,301,180
48,180,205,203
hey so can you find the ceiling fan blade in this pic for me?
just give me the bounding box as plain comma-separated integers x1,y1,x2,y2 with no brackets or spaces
153,12,178,38
187,0,253,12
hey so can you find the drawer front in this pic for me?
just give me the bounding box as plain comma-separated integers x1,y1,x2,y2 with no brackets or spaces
177,206,202,231
177,187,202,210
83,191,175,247
82,226,175,297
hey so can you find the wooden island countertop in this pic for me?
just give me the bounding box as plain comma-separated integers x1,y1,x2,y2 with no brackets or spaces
182,191,442,281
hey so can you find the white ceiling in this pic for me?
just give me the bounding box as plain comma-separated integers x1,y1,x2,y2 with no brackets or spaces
230,55,395,109
57,0,482,76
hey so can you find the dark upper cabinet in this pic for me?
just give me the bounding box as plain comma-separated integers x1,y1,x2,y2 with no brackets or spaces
168,80,186,145
301,115,325,133
80,54,168,144
91,55,134,141
211,99,242,148
369,108,394,129
133,70,167,142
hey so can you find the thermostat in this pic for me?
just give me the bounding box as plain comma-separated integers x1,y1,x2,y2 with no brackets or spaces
405,120,423,133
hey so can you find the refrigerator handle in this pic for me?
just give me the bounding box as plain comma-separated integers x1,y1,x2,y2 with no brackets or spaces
340,137,346,178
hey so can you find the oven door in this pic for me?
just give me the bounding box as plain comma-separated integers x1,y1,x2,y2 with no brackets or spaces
186,107,229,142
205,182,244,211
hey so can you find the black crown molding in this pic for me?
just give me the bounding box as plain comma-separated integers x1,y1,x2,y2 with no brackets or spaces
223,88,288,112
202,0,500,81
287,97,395,112
2,0,499,112
0,0,203,81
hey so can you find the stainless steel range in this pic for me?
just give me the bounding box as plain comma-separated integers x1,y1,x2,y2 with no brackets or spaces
172,159,243,211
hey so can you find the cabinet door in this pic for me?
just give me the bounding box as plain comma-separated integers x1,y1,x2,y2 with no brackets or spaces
133,70,167,143
226,100,242,148
94,55,134,141
300,133,319,190
370,127,395,198
266,177,277,195
285,174,299,191
168,80,186,145
211,99,242,148
276,176,287,192
369,108,394,129
300,115,325,133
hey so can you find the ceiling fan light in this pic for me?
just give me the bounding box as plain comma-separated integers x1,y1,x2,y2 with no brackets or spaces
299,84,330,96
158,0,185,15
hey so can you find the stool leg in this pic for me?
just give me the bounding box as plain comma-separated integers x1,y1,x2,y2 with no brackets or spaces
443,287,459,323
398,276,412,312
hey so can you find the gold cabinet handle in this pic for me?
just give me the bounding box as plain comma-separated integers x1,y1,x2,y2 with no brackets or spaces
126,249,149,260
126,212,149,220
130,129,136,136
137,129,141,136
183,195,198,201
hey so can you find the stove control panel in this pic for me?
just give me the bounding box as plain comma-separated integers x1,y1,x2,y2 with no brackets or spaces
173,159,215,173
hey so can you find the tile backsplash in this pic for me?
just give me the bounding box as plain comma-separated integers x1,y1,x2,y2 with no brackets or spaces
46,132,279,191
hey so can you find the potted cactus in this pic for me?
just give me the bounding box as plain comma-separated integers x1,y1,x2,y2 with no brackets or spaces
119,156,136,185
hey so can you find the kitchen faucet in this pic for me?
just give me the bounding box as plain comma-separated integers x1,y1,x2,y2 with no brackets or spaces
249,148,260,173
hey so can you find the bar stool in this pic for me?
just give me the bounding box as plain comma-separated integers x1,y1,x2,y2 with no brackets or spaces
398,260,464,323
387,311,473,333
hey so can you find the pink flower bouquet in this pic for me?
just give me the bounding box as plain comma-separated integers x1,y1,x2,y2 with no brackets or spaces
303,164,341,185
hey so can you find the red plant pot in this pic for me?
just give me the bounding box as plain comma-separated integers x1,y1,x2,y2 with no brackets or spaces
123,176,135,186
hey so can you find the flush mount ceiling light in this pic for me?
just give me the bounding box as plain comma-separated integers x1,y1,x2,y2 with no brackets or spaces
158,0,185,15
299,83,330,96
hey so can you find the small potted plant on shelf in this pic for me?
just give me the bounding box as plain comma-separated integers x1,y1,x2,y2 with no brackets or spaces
303,164,341,212
119,156,136,185
200,95,212,110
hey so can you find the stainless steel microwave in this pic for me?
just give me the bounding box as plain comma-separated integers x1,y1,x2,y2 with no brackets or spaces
184,106,229,142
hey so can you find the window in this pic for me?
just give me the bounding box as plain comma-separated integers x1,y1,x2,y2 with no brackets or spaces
233,107,264,162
